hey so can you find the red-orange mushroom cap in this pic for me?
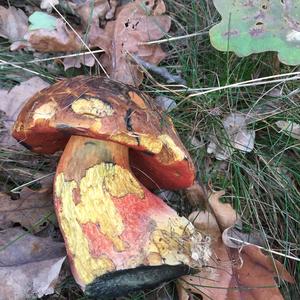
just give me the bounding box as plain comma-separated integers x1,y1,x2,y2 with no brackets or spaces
12,76,195,190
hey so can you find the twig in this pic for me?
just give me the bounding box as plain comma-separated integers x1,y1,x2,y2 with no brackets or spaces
139,31,209,45
0,50,105,66
0,59,53,79
228,237,300,262
131,54,186,85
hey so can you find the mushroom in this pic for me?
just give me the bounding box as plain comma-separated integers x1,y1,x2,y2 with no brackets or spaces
13,76,209,298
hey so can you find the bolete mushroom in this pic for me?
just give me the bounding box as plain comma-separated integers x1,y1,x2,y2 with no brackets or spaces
13,76,209,298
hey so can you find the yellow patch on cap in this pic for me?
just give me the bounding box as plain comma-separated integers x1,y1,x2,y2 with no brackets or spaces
33,102,57,121
139,135,163,153
157,134,185,163
110,133,138,146
71,98,114,118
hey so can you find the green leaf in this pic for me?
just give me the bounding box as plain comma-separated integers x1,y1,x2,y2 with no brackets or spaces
209,0,300,65
28,11,57,31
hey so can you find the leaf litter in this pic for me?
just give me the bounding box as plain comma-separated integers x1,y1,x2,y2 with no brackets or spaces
207,112,255,160
0,0,297,299
178,190,295,300
0,178,54,233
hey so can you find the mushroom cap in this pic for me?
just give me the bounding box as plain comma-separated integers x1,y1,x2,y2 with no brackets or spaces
13,76,195,189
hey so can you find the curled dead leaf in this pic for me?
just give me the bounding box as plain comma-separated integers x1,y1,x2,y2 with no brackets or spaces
222,220,266,249
208,190,238,231
185,182,207,209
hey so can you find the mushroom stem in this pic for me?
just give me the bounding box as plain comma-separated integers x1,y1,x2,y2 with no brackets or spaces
54,136,209,296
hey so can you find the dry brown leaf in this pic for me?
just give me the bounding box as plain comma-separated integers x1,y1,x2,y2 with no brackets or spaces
0,77,49,148
179,208,294,300
23,19,82,52
207,113,255,160
0,179,53,233
0,227,66,299
227,245,295,300
90,0,171,86
63,53,95,70
178,211,232,300
222,221,266,249
0,6,28,44
70,0,118,24
208,190,238,231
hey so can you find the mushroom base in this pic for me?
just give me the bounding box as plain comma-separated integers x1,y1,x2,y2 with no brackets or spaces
54,136,208,293
85,264,197,298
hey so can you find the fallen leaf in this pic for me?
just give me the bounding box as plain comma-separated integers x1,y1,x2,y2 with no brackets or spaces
25,17,82,52
222,220,266,249
28,11,57,31
227,245,295,300
0,77,49,148
63,53,95,70
0,179,54,232
70,0,118,25
90,0,171,85
207,113,255,160
179,204,294,300
210,0,300,65
0,6,28,43
276,120,300,140
178,211,232,300
208,190,238,231
0,227,66,300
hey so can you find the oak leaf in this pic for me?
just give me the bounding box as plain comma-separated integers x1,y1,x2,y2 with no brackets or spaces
90,0,171,86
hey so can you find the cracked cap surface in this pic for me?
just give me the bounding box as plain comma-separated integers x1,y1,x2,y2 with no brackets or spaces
13,76,195,189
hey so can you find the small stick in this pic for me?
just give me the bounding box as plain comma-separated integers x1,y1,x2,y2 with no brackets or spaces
131,54,186,85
